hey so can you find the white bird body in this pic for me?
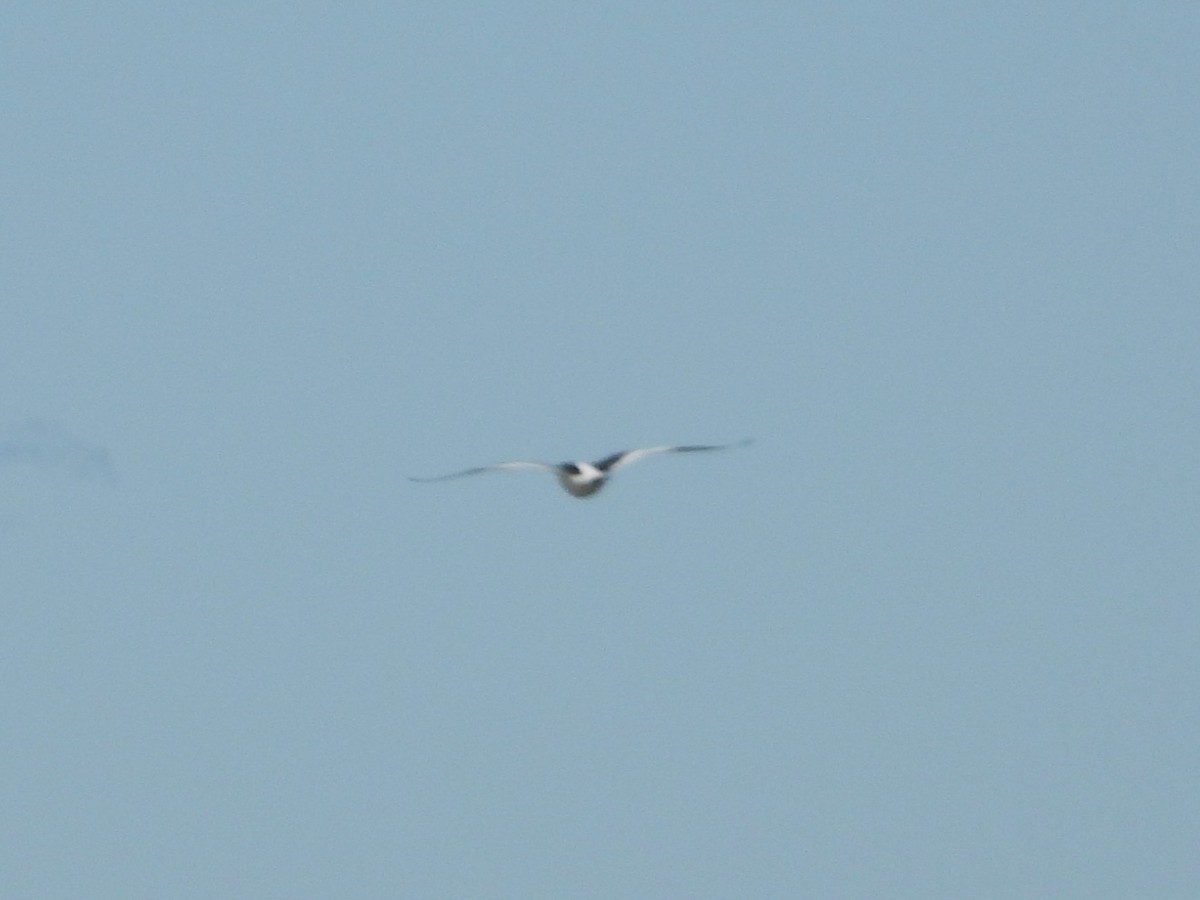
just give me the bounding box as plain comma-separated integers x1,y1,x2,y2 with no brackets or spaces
557,461,606,497
410,440,750,499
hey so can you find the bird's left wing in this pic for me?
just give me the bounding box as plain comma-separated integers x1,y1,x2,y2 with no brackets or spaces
594,439,751,473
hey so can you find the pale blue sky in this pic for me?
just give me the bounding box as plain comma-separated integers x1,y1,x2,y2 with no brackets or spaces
3,3,1198,897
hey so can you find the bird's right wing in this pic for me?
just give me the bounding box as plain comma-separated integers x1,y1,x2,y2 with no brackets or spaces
408,461,555,483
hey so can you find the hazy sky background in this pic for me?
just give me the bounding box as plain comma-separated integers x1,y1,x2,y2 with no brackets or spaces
4,3,1197,897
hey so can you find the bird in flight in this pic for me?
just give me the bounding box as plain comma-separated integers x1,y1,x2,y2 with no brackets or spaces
410,439,751,498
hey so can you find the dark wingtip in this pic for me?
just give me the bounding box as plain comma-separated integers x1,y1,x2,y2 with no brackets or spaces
676,438,753,453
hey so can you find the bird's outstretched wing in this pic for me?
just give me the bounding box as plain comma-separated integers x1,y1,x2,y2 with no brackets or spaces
408,460,555,483
594,439,752,473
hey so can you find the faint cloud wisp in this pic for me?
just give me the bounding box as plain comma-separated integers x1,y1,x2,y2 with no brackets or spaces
0,418,116,482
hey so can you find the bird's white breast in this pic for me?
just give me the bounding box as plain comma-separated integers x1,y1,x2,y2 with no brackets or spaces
557,462,606,497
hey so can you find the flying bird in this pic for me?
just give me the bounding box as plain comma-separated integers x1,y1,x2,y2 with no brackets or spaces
410,439,751,498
